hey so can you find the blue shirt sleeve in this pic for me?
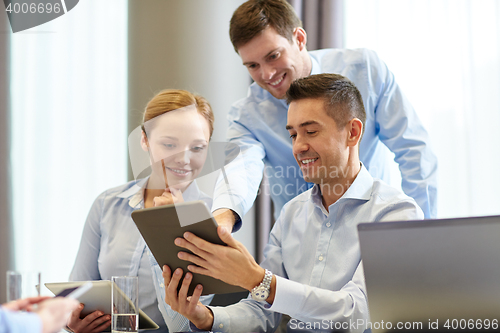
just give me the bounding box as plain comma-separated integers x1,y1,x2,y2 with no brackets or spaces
0,307,42,333
211,103,267,227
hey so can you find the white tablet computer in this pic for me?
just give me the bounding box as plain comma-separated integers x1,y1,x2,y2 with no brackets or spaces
45,280,159,331
131,200,246,296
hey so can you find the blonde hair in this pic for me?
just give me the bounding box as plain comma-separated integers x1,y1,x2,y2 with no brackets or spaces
142,89,214,137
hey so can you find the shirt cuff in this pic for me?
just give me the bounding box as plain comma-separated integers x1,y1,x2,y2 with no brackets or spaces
207,306,231,332
268,275,304,316
211,197,243,232
188,306,230,332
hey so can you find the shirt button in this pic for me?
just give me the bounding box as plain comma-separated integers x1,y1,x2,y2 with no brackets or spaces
326,222,331,227
159,283,164,288
318,255,324,261
219,323,224,329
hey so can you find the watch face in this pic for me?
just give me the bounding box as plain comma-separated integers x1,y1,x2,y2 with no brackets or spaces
252,287,269,301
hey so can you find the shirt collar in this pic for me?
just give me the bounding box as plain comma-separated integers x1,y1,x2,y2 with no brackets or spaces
116,178,202,209
310,163,373,212
310,54,321,76
116,178,148,208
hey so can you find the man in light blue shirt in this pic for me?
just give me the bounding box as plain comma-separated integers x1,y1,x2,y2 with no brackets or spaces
161,74,424,332
212,0,437,229
0,296,78,333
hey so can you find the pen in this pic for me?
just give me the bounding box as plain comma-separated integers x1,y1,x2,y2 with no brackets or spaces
161,159,169,189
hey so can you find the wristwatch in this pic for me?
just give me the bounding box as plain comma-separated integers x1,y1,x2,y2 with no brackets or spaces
251,269,273,301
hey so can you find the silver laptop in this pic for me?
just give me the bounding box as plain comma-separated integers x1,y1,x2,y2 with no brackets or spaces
358,216,500,332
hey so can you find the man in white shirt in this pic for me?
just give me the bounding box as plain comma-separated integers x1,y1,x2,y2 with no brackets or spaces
160,74,424,332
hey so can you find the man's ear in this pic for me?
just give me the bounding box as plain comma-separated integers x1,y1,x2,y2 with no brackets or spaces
346,118,363,147
293,27,307,51
140,131,149,152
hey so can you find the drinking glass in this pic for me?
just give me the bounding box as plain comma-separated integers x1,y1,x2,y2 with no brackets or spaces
111,276,138,333
6,271,41,302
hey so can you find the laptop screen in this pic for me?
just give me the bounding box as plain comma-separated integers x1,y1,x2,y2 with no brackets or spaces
357,216,500,332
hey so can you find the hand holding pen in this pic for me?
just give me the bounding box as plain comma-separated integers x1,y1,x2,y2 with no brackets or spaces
153,160,184,207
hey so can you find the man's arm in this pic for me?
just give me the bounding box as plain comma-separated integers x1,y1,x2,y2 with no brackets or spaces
160,222,282,332
211,104,267,231
176,227,265,292
162,217,285,333
174,227,368,332
1,305,44,333
212,208,240,233
268,263,367,331
366,49,438,218
1,297,79,333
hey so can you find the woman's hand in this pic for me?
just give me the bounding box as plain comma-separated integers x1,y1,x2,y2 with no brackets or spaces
66,304,111,333
153,188,184,207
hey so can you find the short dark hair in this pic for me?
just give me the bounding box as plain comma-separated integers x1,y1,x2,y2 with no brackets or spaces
286,73,366,134
229,0,302,52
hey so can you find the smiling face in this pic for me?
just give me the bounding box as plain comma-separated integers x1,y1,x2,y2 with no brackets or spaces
141,105,210,191
238,26,310,99
286,98,350,185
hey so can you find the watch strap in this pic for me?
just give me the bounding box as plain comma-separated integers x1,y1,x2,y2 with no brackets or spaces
251,269,272,300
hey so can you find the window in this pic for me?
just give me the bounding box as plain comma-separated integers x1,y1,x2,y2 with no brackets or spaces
10,0,128,287
345,0,500,218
